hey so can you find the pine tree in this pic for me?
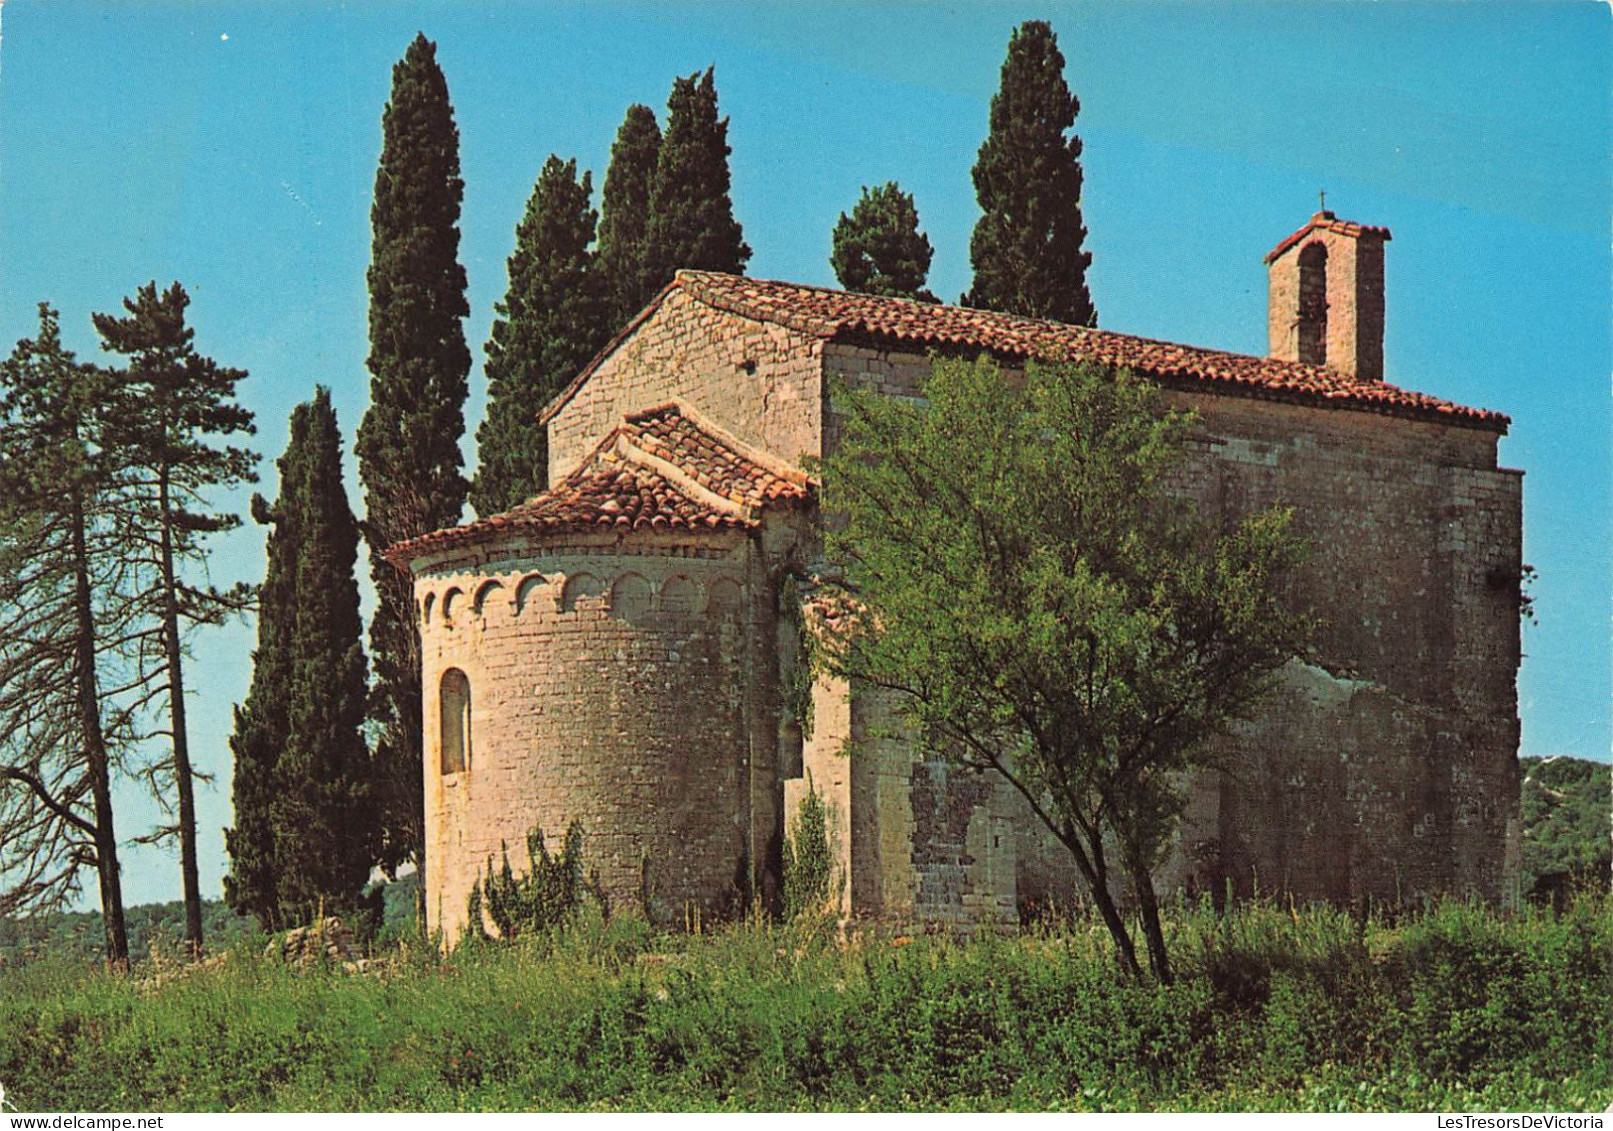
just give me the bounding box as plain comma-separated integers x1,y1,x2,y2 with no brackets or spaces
830,182,939,302
93,282,257,958
645,68,751,289
473,156,613,517
355,33,471,908
963,20,1096,326
227,388,371,931
0,307,135,965
597,104,663,327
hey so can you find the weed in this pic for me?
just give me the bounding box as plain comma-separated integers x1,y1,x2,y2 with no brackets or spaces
0,893,1605,1112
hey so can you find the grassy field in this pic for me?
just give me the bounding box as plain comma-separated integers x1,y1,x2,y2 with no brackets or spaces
0,895,1607,1113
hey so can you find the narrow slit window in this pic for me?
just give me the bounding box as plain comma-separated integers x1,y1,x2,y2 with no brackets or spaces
441,668,471,775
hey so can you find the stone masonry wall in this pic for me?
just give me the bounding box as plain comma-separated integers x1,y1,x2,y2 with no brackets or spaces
1266,232,1387,381
824,343,1520,913
789,667,1016,928
497,302,1517,932
416,530,771,943
548,289,828,483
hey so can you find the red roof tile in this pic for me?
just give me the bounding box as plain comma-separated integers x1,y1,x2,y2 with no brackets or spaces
1264,210,1392,264
389,404,809,567
670,271,1506,430
541,271,1505,431
621,402,811,509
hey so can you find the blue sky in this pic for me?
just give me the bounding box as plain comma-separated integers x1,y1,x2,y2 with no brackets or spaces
0,2,1606,909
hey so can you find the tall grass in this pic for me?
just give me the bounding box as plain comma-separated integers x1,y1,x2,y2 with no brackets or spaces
0,896,1606,1112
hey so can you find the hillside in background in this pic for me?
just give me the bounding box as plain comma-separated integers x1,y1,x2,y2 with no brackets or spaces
0,875,421,966
0,899,257,966
1519,755,1611,892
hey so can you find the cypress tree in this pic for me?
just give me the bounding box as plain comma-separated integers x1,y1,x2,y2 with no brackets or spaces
830,182,939,302
645,68,751,289
963,20,1096,326
597,104,663,327
222,487,295,931
227,388,371,931
94,281,258,958
473,156,613,517
355,33,471,905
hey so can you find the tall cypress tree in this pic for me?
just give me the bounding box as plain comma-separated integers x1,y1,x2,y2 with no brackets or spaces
831,182,939,302
597,104,663,327
963,20,1096,326
473,156,613,517
227,388,371,931
645,68,751,289
95,281,257,958
355,33,471,905
222,470,297,931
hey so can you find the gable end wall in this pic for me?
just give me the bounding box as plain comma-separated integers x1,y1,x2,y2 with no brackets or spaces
548,290,828,482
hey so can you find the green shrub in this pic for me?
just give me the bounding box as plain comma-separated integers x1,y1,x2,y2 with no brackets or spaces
782,779,835,919
1,895,1607,1111
465,821,590,944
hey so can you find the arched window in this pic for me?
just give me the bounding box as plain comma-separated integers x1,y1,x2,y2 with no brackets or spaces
706,577,743,617
440,668,471,775
1296,242,1329,366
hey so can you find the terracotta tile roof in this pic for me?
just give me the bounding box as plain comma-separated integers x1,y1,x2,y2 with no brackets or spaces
1265,210,1392,264
621,403,811,510
388,404,808,567
668,271,1506,430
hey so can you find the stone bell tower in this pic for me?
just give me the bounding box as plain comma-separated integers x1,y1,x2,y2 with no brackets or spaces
1265,210,1392,382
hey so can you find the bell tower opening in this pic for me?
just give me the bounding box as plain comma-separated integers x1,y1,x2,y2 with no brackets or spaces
1296,242,1329,366
1266,210,1391,381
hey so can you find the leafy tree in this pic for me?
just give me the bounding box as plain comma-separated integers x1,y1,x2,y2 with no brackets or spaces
0,307,138,965
597,104,664,327
830,182,939,302
94,282,257,958
1519,755,1612,894
963,20,1096,326
355,33,472,913
226,388,372,931
645,68,751,288
473,156,613,516
814,357,1310,981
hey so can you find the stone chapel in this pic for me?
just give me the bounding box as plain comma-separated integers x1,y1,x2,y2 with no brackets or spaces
389,212,1524,942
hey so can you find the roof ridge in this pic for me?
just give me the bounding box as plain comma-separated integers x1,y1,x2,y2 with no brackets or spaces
541,271,1508,434
626,399,815,488
676,268,947,310
611,429,755,522
674,270,841,337
1264,210,1393,264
